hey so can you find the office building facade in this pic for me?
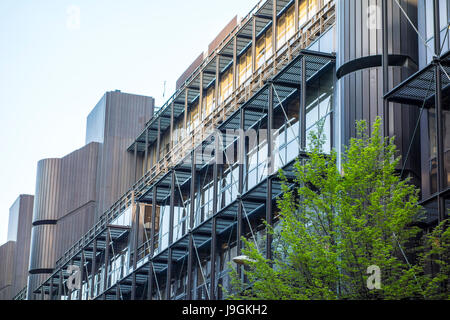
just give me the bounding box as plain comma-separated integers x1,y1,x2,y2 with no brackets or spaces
1,0,448,300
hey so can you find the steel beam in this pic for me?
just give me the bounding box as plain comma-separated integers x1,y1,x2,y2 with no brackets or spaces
134,141,138,182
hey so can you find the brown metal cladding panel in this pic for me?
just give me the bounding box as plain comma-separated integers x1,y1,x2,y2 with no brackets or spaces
10,195,34,297
28,224,57,272
58,142,99,218
176,53,204,90
208,16,238,55
32,158,61,223
337,0,420,177
96,92,154,220
55,202,96,260
0,241,15,300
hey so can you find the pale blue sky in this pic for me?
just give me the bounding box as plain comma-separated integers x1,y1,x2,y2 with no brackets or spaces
0,0,256,245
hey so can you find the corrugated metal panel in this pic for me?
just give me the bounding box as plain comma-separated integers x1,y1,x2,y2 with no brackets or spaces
95,92,154,220
337,0,420,177
0,242,16,300
28,224,57,272
32,159,61,223
10,195,34,298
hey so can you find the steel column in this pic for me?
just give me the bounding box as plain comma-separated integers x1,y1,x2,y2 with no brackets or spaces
382,0,390,137
79,250,85,300
131,199,140,300
252,16,256,74
166,170,176,300
184,89,189,132
170,102,175,149
272,0,278,67
266,85,274,260
300,57,307,150
156,118,161,164
68,259,73,300
90,239,97,299
433,0,445,222
103,229,110,300
148,185,157,300
294,0,299,33
144,128,149,173
216,56,221,109
49,275,54,301
58,270,63,300
187,150,196,299
134,141,138,182
209,135,220,300
237,107,245,279
233,36,237,91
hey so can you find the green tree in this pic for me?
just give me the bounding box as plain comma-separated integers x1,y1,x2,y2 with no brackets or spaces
227,117,448,300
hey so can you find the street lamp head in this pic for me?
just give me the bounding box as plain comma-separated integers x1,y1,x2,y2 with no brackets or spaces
232,255,256,265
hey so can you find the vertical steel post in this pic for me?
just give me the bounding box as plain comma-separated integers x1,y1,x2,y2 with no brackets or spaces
199,71,204,121
68,259,73,301
170,102,175,150
58,270,63,300
134,141,138,182
233,36,238,91
300,57,307,150
148,185,157,300
103,229,110,300
79,250,85,300
433,0,445,222
144,128,149,173
294,0,299,33
252,17,257,74
187,150,196,299
382,0,390,137
215,56,221,109
266,84,274,260
237,107,245,279
210,135,219,300
131,198,140,300
272,0,278,67
156,118,161,164
90,239,97,299
184,89,189,132
49,275,54,301
166,170,176,300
